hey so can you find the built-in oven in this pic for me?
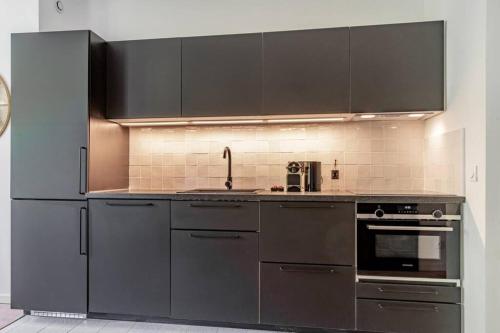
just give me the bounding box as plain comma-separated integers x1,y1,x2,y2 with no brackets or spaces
357,202,461,286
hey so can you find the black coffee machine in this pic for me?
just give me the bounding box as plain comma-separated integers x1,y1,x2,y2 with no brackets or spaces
286,161,322,192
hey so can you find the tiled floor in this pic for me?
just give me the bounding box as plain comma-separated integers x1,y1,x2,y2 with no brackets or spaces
0,316,279,333
0,305,23,330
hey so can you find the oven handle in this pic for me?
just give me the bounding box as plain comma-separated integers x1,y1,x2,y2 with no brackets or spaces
366,225,454,232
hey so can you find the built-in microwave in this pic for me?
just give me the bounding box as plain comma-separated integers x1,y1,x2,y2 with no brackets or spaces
357,202,461,286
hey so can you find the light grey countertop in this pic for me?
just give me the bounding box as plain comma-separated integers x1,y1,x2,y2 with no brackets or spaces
87,189,465,203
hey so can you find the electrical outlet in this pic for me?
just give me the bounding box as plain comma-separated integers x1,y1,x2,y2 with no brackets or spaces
469,165,479,182
331,169,340,180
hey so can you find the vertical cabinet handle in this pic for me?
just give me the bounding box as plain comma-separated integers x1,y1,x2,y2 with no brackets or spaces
80,207,88,255
79,147,87,195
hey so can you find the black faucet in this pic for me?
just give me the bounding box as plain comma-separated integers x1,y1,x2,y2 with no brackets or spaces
223,146,232,190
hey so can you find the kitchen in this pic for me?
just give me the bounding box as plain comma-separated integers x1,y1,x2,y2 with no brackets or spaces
0,1,497,333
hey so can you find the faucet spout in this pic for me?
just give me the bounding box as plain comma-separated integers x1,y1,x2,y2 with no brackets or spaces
223,147,232,190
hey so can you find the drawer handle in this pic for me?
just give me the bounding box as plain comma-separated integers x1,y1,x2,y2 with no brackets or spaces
190,233,241,240
189,203,241,208
279,204,335,209
378,287,439,295
105,202,155,207
377,303,439,312
279,265,335,274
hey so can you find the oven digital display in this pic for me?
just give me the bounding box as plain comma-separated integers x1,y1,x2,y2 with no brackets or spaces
396,204,418,214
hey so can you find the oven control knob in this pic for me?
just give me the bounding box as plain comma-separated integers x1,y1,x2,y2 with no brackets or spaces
432,209,444,219
375,209,385,218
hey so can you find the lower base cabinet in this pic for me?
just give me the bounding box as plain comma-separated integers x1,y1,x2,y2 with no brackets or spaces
171,230,259,324
11,200,88,313
357,299,461,333
260,263,355,330
89,200,171,317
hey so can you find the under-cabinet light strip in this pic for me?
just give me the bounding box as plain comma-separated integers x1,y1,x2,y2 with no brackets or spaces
118,117,346,127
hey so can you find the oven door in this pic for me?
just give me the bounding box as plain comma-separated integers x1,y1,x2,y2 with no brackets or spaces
357,219,460,279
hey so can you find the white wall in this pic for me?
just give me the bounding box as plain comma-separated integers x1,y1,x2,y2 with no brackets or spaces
485,0,500,332
0,0,39,303
423,1,487,332
40,0,432,39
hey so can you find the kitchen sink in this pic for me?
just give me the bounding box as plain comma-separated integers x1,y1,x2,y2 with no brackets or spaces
177,188,261,194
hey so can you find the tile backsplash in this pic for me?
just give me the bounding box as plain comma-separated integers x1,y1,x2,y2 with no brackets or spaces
424,128,465,195
129,121,427,192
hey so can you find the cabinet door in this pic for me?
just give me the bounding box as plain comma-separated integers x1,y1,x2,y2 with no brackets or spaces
11,31,90,200
107,38,181,119
11,200,88,313
89,200,171,317
263,28,350,115
260,202,355,265
351,21,445,113
357,299,461,333
171,230,259,323
182,34,262,117
261,263,355,329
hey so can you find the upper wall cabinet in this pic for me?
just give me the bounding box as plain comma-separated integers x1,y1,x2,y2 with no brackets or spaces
107,38,181,119
350,21,445,113
181,34,262,117
11,31,103,200
262,28,350,115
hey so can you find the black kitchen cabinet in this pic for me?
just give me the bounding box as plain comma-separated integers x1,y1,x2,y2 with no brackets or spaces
11,200,88,313
89,200,171,317
11,31,104,200
107,38,181,119
182,33,262,117
171,200,259,231
261,263,355,329
351,21,445,113
357,282,462,304
357,299,461,333
263,28,350,115
260,202,355,265
171,230,259,323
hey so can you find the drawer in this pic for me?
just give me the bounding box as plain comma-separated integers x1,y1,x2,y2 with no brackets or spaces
357,299,461,333
357,282,461,304
171,230,258,323
261,263,355,330
171,200,259,231
260,201,354,265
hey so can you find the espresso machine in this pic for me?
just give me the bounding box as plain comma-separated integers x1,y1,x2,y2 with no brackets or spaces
286,161,322,192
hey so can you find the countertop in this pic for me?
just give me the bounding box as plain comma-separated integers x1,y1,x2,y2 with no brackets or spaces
87,189,465,203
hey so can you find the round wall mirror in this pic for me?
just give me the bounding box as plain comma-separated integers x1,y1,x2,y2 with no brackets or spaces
0,75,11,136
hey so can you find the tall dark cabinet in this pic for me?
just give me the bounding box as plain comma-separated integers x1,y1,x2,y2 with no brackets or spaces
181,33,262,117
106,38,181,119
350,21,445,113
10,30,114,314
262,28,350,115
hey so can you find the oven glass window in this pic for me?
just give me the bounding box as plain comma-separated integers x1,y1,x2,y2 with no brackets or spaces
375,234,441,260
